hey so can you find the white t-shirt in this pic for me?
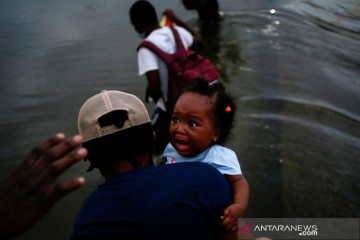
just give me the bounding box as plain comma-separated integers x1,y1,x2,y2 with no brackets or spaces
137,26,193,103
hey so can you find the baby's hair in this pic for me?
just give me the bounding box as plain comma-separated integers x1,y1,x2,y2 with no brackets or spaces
181,78,236,145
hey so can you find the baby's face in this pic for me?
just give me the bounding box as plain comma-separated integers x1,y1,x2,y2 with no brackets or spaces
169,92,220,157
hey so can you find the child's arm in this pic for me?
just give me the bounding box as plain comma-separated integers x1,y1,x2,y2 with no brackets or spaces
162,9,203,49
221,174,249,232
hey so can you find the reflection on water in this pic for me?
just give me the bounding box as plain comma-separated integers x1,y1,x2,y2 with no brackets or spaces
190,0,360,218
0,0,359,239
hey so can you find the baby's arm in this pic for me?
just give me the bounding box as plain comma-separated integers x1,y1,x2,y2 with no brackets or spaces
221,174,249,232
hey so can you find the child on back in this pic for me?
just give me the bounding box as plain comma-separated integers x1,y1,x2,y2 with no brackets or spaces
162,78,249,232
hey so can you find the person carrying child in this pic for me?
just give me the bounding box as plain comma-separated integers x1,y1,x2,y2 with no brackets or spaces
163,78,249,232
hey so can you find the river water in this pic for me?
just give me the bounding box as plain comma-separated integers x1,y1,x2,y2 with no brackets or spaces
0,0,359,239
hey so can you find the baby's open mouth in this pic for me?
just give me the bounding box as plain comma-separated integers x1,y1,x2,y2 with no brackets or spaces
175,139,188,152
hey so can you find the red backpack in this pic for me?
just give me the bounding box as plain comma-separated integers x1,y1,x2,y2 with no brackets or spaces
137,27,219,104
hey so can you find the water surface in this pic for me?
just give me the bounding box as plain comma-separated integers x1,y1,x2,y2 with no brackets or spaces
0,0,359,239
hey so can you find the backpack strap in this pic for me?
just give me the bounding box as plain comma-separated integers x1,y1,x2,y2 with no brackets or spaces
168,27,187,57
137,41,176,65
137,27,188,65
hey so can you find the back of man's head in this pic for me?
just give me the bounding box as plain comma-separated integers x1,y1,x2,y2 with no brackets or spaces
78,90,153,171
129,0,158,25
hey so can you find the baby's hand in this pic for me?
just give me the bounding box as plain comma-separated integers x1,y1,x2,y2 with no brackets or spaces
221,204,245,232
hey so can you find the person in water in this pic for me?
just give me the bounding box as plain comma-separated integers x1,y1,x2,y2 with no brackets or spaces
129,1,203,154
71,90,241,239
163,78,249,232
182,0,221,21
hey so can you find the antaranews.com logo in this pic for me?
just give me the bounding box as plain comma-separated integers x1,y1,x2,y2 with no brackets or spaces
238,218,359,240
241,222,318,236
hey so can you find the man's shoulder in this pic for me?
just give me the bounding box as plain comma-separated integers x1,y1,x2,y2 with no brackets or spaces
173,26,191,35
148,26,189,35
132,162,224,182
163,161,220,173
146,27,171,40
146,26,191,43
107,162,220,179
161,162,227,184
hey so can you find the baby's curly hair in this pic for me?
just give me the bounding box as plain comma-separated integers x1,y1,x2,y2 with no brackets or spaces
180,78,236,145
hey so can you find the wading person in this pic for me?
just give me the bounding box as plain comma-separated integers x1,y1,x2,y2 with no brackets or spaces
182,0,221,21
70,90,239,240
129,0,203,153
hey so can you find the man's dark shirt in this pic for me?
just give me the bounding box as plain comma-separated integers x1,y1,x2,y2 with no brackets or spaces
71,162,232,240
